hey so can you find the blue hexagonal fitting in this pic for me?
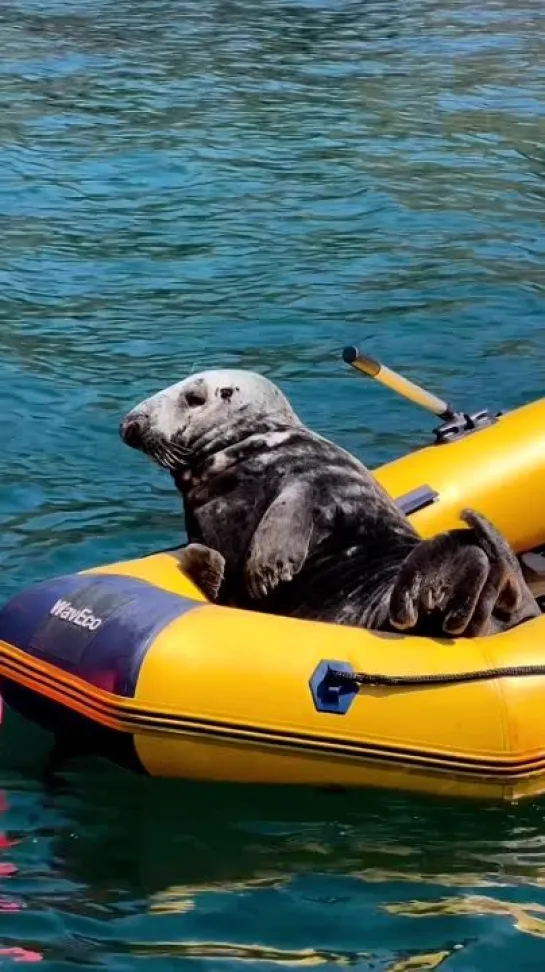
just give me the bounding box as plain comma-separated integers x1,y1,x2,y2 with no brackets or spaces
309,660,359,715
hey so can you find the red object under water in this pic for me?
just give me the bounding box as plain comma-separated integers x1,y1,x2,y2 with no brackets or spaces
0,837,17,851
0,947,43,962
0,793,43,962
0,900,20,912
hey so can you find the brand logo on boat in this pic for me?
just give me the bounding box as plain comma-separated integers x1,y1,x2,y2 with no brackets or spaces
49,598,103,631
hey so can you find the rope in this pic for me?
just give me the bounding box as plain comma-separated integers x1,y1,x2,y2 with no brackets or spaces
325,664,545,689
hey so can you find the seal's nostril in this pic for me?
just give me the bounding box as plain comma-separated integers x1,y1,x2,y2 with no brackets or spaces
120,416,143,448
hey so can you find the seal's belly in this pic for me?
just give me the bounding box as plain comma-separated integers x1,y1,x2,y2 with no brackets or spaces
191,482,273,574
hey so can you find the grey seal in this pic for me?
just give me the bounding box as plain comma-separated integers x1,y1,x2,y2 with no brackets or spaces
171,543,225,601
119,369,539,637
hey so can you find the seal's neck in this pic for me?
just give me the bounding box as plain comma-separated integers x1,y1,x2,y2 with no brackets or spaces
182,412,303,473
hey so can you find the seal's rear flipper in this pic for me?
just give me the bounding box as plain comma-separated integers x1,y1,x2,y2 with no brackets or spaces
461,510,541,630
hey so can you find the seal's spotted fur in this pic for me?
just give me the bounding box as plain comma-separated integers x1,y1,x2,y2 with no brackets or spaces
120,369,539,637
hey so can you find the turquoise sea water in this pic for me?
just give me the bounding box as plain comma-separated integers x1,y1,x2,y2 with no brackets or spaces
1,0,545,966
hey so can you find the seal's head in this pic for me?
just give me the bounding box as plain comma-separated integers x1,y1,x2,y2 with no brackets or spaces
119,368,301,471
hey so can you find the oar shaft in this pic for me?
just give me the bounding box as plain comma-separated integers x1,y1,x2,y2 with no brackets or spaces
343,346,455,421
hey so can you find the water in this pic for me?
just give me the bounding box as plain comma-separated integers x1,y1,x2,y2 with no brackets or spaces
1,0,545,965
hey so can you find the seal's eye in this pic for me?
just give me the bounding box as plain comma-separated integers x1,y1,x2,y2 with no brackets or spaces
220,387,233,401
185,389,207,408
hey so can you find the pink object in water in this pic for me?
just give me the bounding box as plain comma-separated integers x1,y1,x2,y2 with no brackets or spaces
0,838,17,851
0,900,20,912
0,947,43,962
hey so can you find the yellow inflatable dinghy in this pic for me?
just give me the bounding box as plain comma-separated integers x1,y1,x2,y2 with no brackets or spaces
1,351,545,802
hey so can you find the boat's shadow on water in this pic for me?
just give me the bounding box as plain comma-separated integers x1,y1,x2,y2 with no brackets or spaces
3,706,545,900
5,708,545,968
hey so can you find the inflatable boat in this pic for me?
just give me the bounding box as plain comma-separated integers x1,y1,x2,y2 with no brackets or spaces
1,350,545,802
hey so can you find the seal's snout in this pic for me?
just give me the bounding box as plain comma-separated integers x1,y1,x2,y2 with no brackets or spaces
119,414,146,449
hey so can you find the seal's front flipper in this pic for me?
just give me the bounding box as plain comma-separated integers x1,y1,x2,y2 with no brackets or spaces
172,543,226,601
244,481,314,599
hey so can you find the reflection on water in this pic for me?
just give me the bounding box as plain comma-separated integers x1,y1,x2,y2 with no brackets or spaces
1,0,545,967
1,757,545,967
386,895,545,939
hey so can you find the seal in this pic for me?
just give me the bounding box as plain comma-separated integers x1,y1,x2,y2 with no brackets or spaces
172,543,225,601
119,369,539,637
